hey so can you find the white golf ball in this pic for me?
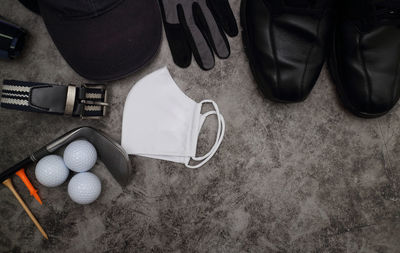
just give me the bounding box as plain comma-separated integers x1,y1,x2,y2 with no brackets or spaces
35,155,69,187
63,140,97,172
68,172,101,205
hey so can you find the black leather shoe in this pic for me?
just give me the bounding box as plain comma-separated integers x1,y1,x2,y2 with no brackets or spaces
329,0,400,118
241,0,334,103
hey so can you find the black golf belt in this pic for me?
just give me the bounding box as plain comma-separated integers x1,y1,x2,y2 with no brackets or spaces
0,80,108,119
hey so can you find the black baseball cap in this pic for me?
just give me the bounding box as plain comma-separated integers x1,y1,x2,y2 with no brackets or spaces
19,0,162,81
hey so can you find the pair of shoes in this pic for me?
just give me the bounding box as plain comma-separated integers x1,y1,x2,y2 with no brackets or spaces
241,0,400,118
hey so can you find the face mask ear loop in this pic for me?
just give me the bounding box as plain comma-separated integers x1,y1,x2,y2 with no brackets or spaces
192,100,222,160
185,100,225,168
185,115,225,169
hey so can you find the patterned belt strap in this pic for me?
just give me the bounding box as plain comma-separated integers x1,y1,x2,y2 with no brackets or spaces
1,80,108,119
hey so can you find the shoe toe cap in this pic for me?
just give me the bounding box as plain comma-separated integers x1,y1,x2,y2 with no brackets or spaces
254,60,321,103
272,75,315,103
343,79,400,117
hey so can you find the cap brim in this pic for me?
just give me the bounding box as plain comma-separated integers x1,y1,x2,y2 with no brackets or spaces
38,0,162,81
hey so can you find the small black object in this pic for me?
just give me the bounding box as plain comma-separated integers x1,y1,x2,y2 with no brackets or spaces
241,0,334,102
18,0,41,15
159,0,238,70
0,17,27,59
1,80,108,119
329,0,400,118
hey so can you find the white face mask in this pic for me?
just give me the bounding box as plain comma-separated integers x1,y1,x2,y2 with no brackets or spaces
121,67,225,168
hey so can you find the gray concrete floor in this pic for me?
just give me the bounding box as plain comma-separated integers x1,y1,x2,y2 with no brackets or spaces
1,0,400,252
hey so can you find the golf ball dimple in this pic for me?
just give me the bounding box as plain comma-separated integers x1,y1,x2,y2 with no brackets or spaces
68,172,101,205
35,155,69,187
63,140,97,172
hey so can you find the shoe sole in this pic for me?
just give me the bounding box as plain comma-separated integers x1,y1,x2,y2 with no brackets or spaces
328,27,389,119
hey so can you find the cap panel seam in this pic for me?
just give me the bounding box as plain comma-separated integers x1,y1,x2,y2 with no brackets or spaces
88,0,98,16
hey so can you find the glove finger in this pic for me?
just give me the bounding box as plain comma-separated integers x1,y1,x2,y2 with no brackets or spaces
159,1,192,68
178,4,215,70
194,1,230,59
164,22,193,68
207,0,238,37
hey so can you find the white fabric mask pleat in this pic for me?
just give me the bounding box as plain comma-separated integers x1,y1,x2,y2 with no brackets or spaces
121,67,225,168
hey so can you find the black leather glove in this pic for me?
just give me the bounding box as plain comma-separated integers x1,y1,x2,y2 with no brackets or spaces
159,0,238,70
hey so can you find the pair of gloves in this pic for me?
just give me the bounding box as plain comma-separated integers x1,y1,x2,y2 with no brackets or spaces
159,0,238,70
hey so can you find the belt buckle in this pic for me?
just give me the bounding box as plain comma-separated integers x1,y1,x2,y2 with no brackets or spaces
80,84,109,119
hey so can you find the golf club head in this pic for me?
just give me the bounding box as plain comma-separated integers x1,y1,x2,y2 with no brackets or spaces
0,127,132,186
44,127,132,186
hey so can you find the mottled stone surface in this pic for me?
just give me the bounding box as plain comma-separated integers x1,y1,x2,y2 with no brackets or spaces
1,0,400,252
